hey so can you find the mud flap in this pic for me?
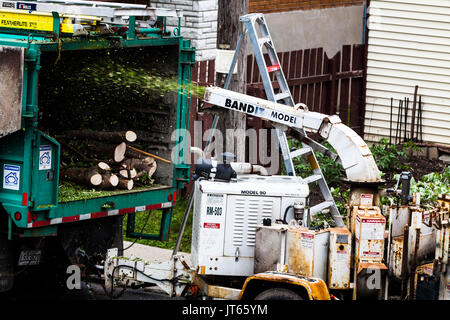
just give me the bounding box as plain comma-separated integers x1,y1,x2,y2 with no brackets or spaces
0,238,14,292
59,216,124,274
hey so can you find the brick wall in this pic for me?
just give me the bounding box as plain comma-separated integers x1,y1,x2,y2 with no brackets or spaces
151,0,218,61
249,0,364,13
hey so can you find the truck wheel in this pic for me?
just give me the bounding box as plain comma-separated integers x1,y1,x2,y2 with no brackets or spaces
254,288,304,300
0,238,14,292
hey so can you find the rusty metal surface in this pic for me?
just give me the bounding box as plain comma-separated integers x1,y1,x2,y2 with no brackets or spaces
239,271,331,300
286,227,329,280
389,207,410,238
389,237,404,278
254,225,287,274
0,46,24,138
388,205,439,281
354,207,386,264
328,227,352,289
192,274,241,300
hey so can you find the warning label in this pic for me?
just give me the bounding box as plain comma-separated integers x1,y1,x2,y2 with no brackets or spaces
39,145,52,170
359,218,385,240
3,164,20,191
360,194,373,207
362,251,381,257
206,193,224,206
301,232,314,249
335,247,348,260
203,222,220,229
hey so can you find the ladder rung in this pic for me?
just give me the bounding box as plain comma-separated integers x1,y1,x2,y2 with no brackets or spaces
303,174,323,184
309,201,334,215
274,92,291,102
290,147,312,159
258,36,271,46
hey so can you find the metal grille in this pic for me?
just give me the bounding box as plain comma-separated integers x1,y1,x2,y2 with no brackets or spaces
232,198,246,246
232,197,274,247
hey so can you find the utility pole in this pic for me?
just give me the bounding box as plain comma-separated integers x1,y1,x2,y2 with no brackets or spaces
215,0,248,163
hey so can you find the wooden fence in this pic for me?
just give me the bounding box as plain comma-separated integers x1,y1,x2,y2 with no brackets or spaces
245,44,365,134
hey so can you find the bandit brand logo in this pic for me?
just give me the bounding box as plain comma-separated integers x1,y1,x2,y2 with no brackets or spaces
224,98,256,114
16,2,37,10
270,111,297,124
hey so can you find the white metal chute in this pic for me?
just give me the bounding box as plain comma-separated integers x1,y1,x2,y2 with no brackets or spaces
203,86,382,183
324,120,382,182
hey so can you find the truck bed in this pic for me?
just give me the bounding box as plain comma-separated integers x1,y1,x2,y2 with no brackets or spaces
58,182,170,204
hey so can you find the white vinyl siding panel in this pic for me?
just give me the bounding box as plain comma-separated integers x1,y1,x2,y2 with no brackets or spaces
364,0,450,145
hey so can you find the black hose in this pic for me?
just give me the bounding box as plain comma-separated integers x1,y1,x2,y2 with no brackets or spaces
123,210,152,251
282,205,293,224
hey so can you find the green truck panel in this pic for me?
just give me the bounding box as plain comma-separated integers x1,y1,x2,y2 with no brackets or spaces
0,13,195,238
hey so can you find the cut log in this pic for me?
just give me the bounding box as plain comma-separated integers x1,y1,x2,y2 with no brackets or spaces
121,157,155,170
135,161,157,179
114,142,127,163
62,167,102,186
118,179,134,190
98,161,111,172
99,172,119,189
122,157,157,180
64,129,137,143
119,168,137,179
85,142,127,163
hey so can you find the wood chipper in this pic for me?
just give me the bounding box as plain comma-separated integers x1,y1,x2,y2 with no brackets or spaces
0,0,195,292
103,13,449,301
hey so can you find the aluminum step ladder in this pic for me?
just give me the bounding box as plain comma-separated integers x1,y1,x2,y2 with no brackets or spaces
225,13,341,223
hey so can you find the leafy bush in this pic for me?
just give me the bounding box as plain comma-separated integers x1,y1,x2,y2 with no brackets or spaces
403,166,450,206
331,186,350,217
369,138,421,174
288,140,344,186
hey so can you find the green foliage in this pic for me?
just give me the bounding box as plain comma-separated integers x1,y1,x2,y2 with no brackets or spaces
331,186,350,217
369,138,420,174
309,211,337,228
289,140,344,186
403,166,450,206
137,173,154,186
58,182,156,202
369,138,405,172
123,197,193,253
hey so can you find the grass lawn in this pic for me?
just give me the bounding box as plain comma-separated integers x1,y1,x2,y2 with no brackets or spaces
122,196,192,253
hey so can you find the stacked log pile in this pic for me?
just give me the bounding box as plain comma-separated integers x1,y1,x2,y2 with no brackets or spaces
59,129,163,190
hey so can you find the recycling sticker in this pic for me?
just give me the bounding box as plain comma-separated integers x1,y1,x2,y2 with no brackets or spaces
39,145,52,170
3,164,20,191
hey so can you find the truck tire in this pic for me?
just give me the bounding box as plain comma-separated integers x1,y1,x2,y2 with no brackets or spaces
254,288,304,300
0,238,14,292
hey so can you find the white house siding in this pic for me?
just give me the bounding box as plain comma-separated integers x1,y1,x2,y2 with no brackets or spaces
364,0,450,146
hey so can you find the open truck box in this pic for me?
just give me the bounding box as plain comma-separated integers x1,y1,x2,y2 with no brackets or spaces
0,27,195,239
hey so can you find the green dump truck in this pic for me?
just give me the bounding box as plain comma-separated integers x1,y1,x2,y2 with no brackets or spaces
0,1,195,292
